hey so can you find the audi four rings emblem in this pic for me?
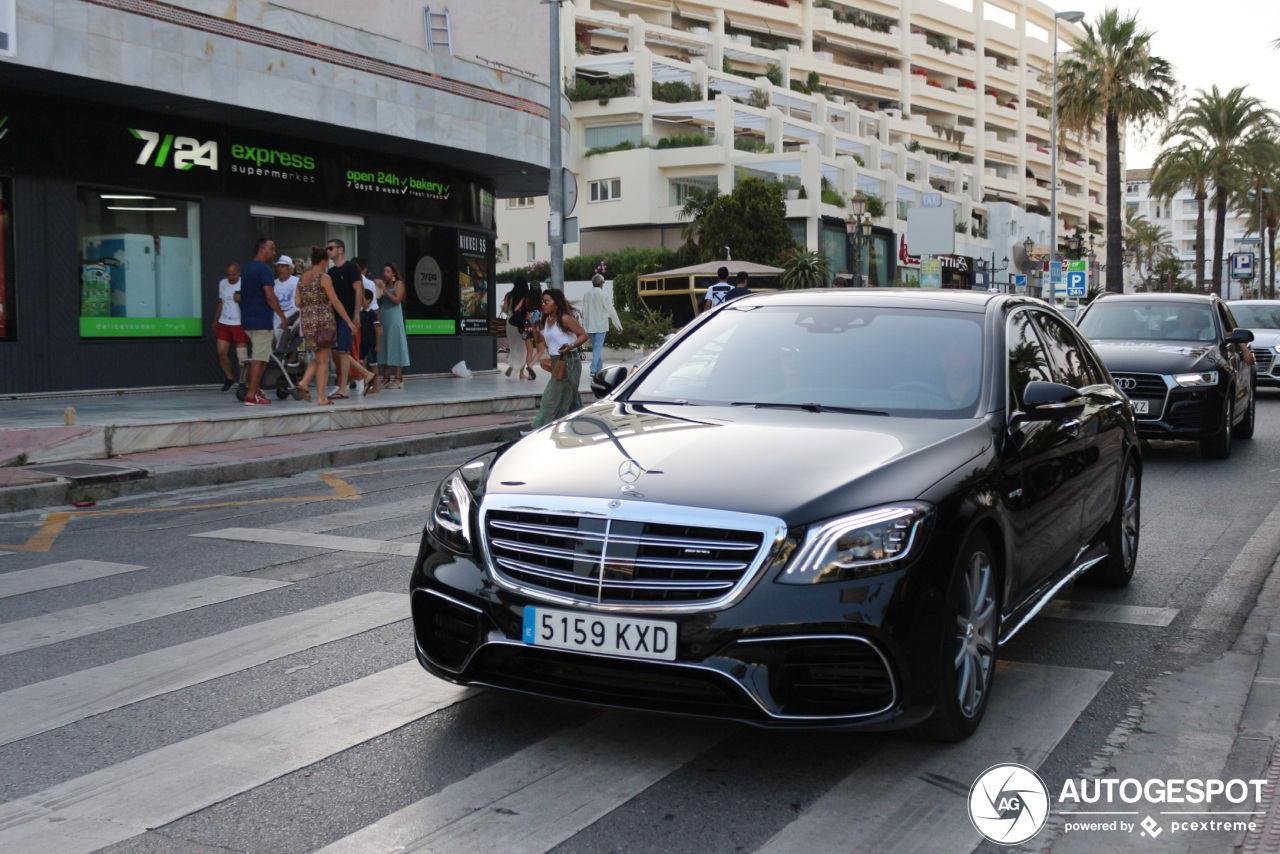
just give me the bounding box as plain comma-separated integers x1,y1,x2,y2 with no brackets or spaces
1115,377,1138,391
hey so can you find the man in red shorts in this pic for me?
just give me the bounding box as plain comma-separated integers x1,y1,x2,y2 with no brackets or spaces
213,263,249,392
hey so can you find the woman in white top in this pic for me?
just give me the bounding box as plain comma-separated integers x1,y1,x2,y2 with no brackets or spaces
529,288,589,429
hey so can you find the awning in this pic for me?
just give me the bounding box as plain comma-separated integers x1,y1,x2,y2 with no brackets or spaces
816,31,907,60
673,2,718,23
575,55,636,79
726,13,804,39
1026,164,1051,183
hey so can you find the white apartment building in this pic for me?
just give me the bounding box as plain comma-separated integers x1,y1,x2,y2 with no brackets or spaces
1126,169,1260,297
497,0,1109,289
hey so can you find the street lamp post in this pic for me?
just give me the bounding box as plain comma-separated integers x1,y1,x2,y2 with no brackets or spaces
976,255,1009,291
1050,11,1085,281
845,190,873,287
1249,187,1272,298
545,0,567,289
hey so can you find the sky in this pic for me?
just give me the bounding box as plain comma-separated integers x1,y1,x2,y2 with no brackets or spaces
1062,1,1280,167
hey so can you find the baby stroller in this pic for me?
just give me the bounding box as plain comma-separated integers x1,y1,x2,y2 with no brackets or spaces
236,314,308,401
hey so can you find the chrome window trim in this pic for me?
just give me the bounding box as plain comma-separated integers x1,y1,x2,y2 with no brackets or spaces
479,494,788,614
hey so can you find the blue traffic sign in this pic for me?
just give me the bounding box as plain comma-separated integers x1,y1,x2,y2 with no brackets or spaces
1066,270,1087,297
1013,274,1028,290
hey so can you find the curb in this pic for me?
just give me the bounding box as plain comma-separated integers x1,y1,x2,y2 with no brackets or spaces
0,421,525,515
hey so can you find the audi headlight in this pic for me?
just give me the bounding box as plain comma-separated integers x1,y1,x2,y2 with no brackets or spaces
1174,372,1218,387
426,454,494,553
777,503,933,585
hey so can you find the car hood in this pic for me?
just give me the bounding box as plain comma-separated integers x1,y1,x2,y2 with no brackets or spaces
1246,329,1280,348
484,402,992,524
1089,340,1223,374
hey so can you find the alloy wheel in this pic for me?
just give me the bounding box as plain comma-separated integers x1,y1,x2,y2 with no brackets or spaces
954,549,996,717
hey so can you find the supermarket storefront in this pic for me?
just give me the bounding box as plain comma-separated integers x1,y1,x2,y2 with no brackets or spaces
0,87,497,394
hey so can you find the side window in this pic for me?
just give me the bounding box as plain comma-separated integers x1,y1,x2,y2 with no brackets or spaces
1218,301,1235,336
1007,310,1055,407
1035,312,1104,388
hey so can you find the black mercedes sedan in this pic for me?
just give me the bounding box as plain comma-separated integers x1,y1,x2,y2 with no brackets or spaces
411,290,1141,741
1075,293,1255,459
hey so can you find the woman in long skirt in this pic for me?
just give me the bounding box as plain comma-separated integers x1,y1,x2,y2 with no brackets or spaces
296,246,347,405
529,288,588,429
377,263,410,388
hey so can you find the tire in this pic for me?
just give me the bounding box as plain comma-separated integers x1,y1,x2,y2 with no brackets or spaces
235,386,247,402
275,377,290,400
919,531,999,742
1237,388,1256,440
1080,457,1140,588
1200,399,1233,459
291,387,304,401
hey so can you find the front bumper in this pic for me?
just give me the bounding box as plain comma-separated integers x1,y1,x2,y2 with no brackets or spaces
409,544,945,731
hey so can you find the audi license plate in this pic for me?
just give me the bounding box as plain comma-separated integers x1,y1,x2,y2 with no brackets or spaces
1131,400,1150,414
522,606,677,661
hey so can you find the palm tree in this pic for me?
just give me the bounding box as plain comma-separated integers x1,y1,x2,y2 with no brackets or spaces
1057,8,1178,294
1124,211,1175,288
676,184,720,252
1160,86,1277,294
779,247,831,289
1150,140,1213,290
1232,131,1280,298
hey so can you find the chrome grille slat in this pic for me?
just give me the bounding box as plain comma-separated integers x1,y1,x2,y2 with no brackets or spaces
483,502,773,608
489,538,749,571
489,519,758,551
494,557,733,590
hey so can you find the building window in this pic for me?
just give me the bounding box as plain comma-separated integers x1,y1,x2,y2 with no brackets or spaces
499,243,510,262
78,189,202,338
670,176,717,207
0,177,12,339
590,179,622,202
527,242,536,262
507,197,535,209
584,124,643,150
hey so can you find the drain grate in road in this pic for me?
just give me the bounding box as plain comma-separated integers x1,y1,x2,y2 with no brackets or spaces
24,462,148,484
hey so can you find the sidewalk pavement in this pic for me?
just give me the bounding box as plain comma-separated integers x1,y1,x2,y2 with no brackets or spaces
0,353,613,513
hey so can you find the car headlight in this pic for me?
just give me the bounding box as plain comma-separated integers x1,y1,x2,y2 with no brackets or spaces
776,503,933,585
1174,372,1218,387
426,454,494,553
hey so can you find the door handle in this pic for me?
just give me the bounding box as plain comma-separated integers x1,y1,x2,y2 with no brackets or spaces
1062,418,1082,433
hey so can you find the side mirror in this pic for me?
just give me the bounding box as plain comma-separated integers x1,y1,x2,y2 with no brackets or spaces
1227,328,1255,345
591,365,630,399
1020,380,1085,421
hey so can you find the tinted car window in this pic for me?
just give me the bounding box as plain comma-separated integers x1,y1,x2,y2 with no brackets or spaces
1078,302,1215,342
1036,312,1105,388
629,304,985,416
1231,304,1280,328
1006,309,1055,407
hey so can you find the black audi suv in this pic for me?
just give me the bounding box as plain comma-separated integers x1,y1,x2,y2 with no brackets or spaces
410,290,1142,741
1075,293,1255,458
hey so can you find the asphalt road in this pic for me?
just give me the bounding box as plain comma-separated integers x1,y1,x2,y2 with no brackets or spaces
3,394,1280,854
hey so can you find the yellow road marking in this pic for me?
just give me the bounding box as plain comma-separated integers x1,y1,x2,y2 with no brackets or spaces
0,461,464,553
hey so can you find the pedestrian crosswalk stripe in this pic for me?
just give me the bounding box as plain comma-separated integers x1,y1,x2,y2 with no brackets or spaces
0,559,147,599
194,526,419,557
317,713,728,854
1041,600,1179,627
0,591,406,747
0,662,474,854
272,502,419,534
0,575,290,657
755,661,1111,854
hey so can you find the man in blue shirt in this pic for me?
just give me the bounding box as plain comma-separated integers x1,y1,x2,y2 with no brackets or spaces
240,237,289,406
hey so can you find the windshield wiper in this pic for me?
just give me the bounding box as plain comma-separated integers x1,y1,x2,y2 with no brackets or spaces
730,402,888,416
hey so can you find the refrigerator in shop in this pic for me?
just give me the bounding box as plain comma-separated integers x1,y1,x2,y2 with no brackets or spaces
82,234,157,318
155,236,196,318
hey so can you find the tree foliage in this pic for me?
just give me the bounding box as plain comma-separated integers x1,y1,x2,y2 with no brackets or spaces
698,178,796,265
779,248,831,289
1057,9,1178,294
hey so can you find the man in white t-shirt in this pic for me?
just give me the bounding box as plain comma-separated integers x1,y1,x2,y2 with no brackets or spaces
213,263,248,391
702,266,734,312
272,255,299,331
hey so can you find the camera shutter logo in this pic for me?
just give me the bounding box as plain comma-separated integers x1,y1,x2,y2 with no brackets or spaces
968,763,1050,845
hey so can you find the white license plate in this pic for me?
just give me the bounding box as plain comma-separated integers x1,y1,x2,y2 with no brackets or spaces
522,606,677,661
1132,400,1150,414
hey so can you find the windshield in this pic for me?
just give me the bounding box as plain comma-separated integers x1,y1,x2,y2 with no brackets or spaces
626,304,985,418
1230,304,1280,329
1077,302,1216,343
